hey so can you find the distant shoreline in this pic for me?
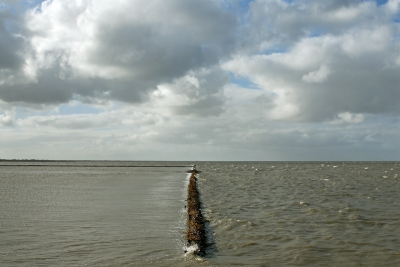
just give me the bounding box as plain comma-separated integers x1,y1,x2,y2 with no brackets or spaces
0,165,191,167
0,159,192,168
0,159,189,162
1,159,399,163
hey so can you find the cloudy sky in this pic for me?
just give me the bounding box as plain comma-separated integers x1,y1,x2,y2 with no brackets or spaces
0,0,399,161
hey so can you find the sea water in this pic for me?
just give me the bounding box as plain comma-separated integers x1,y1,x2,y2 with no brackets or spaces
1,161,400,266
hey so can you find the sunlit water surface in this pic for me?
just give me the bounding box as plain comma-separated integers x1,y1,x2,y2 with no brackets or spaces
1,161,400,266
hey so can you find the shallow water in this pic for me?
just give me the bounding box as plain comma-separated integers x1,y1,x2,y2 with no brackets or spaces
1,161,400,266
0,162,191,266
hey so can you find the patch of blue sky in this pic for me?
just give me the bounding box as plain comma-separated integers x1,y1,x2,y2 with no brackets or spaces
13,107,47,120
220,0,254,18
225,0,389,11
23,0,46,8
374,0,388,6
14,103,102,120
307,26,326,38
229,72,260,89
57,103,102,116
237,0,255,9
260,46,289,56
2,0,32,14
5,0,46,14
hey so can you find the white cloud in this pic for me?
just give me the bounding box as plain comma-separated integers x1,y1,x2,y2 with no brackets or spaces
148,67,228,117
386,0,400,13
302,64,331,83
224,7,400,122
16,106,166,129
330,112,365,124
0,112,14,126
341,26,392,57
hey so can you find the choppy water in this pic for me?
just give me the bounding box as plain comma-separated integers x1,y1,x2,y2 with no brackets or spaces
1,161,400,266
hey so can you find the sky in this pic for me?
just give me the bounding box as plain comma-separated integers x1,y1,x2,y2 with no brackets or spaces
0,0,400,161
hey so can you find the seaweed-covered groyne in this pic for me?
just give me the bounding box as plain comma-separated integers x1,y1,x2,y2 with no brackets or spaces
186,165,206,255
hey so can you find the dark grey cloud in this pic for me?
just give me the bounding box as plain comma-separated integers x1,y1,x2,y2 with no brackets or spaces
298,62,400,121
0,0,236,107
0,67,73,104
89,1,236,85
173,95,225,117
0,9,24,70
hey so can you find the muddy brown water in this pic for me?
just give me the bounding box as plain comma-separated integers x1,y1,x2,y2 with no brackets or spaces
1,161,399,266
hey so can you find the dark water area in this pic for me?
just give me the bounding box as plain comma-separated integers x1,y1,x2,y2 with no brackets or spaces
199,162,400,266
1,161,400,266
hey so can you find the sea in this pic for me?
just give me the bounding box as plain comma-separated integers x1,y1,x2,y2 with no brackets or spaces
1,161,399,266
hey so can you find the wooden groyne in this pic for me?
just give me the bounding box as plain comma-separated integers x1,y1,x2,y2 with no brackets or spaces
186,164,206,255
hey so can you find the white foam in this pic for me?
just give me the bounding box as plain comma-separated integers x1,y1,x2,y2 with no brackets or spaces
185,244,199,255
